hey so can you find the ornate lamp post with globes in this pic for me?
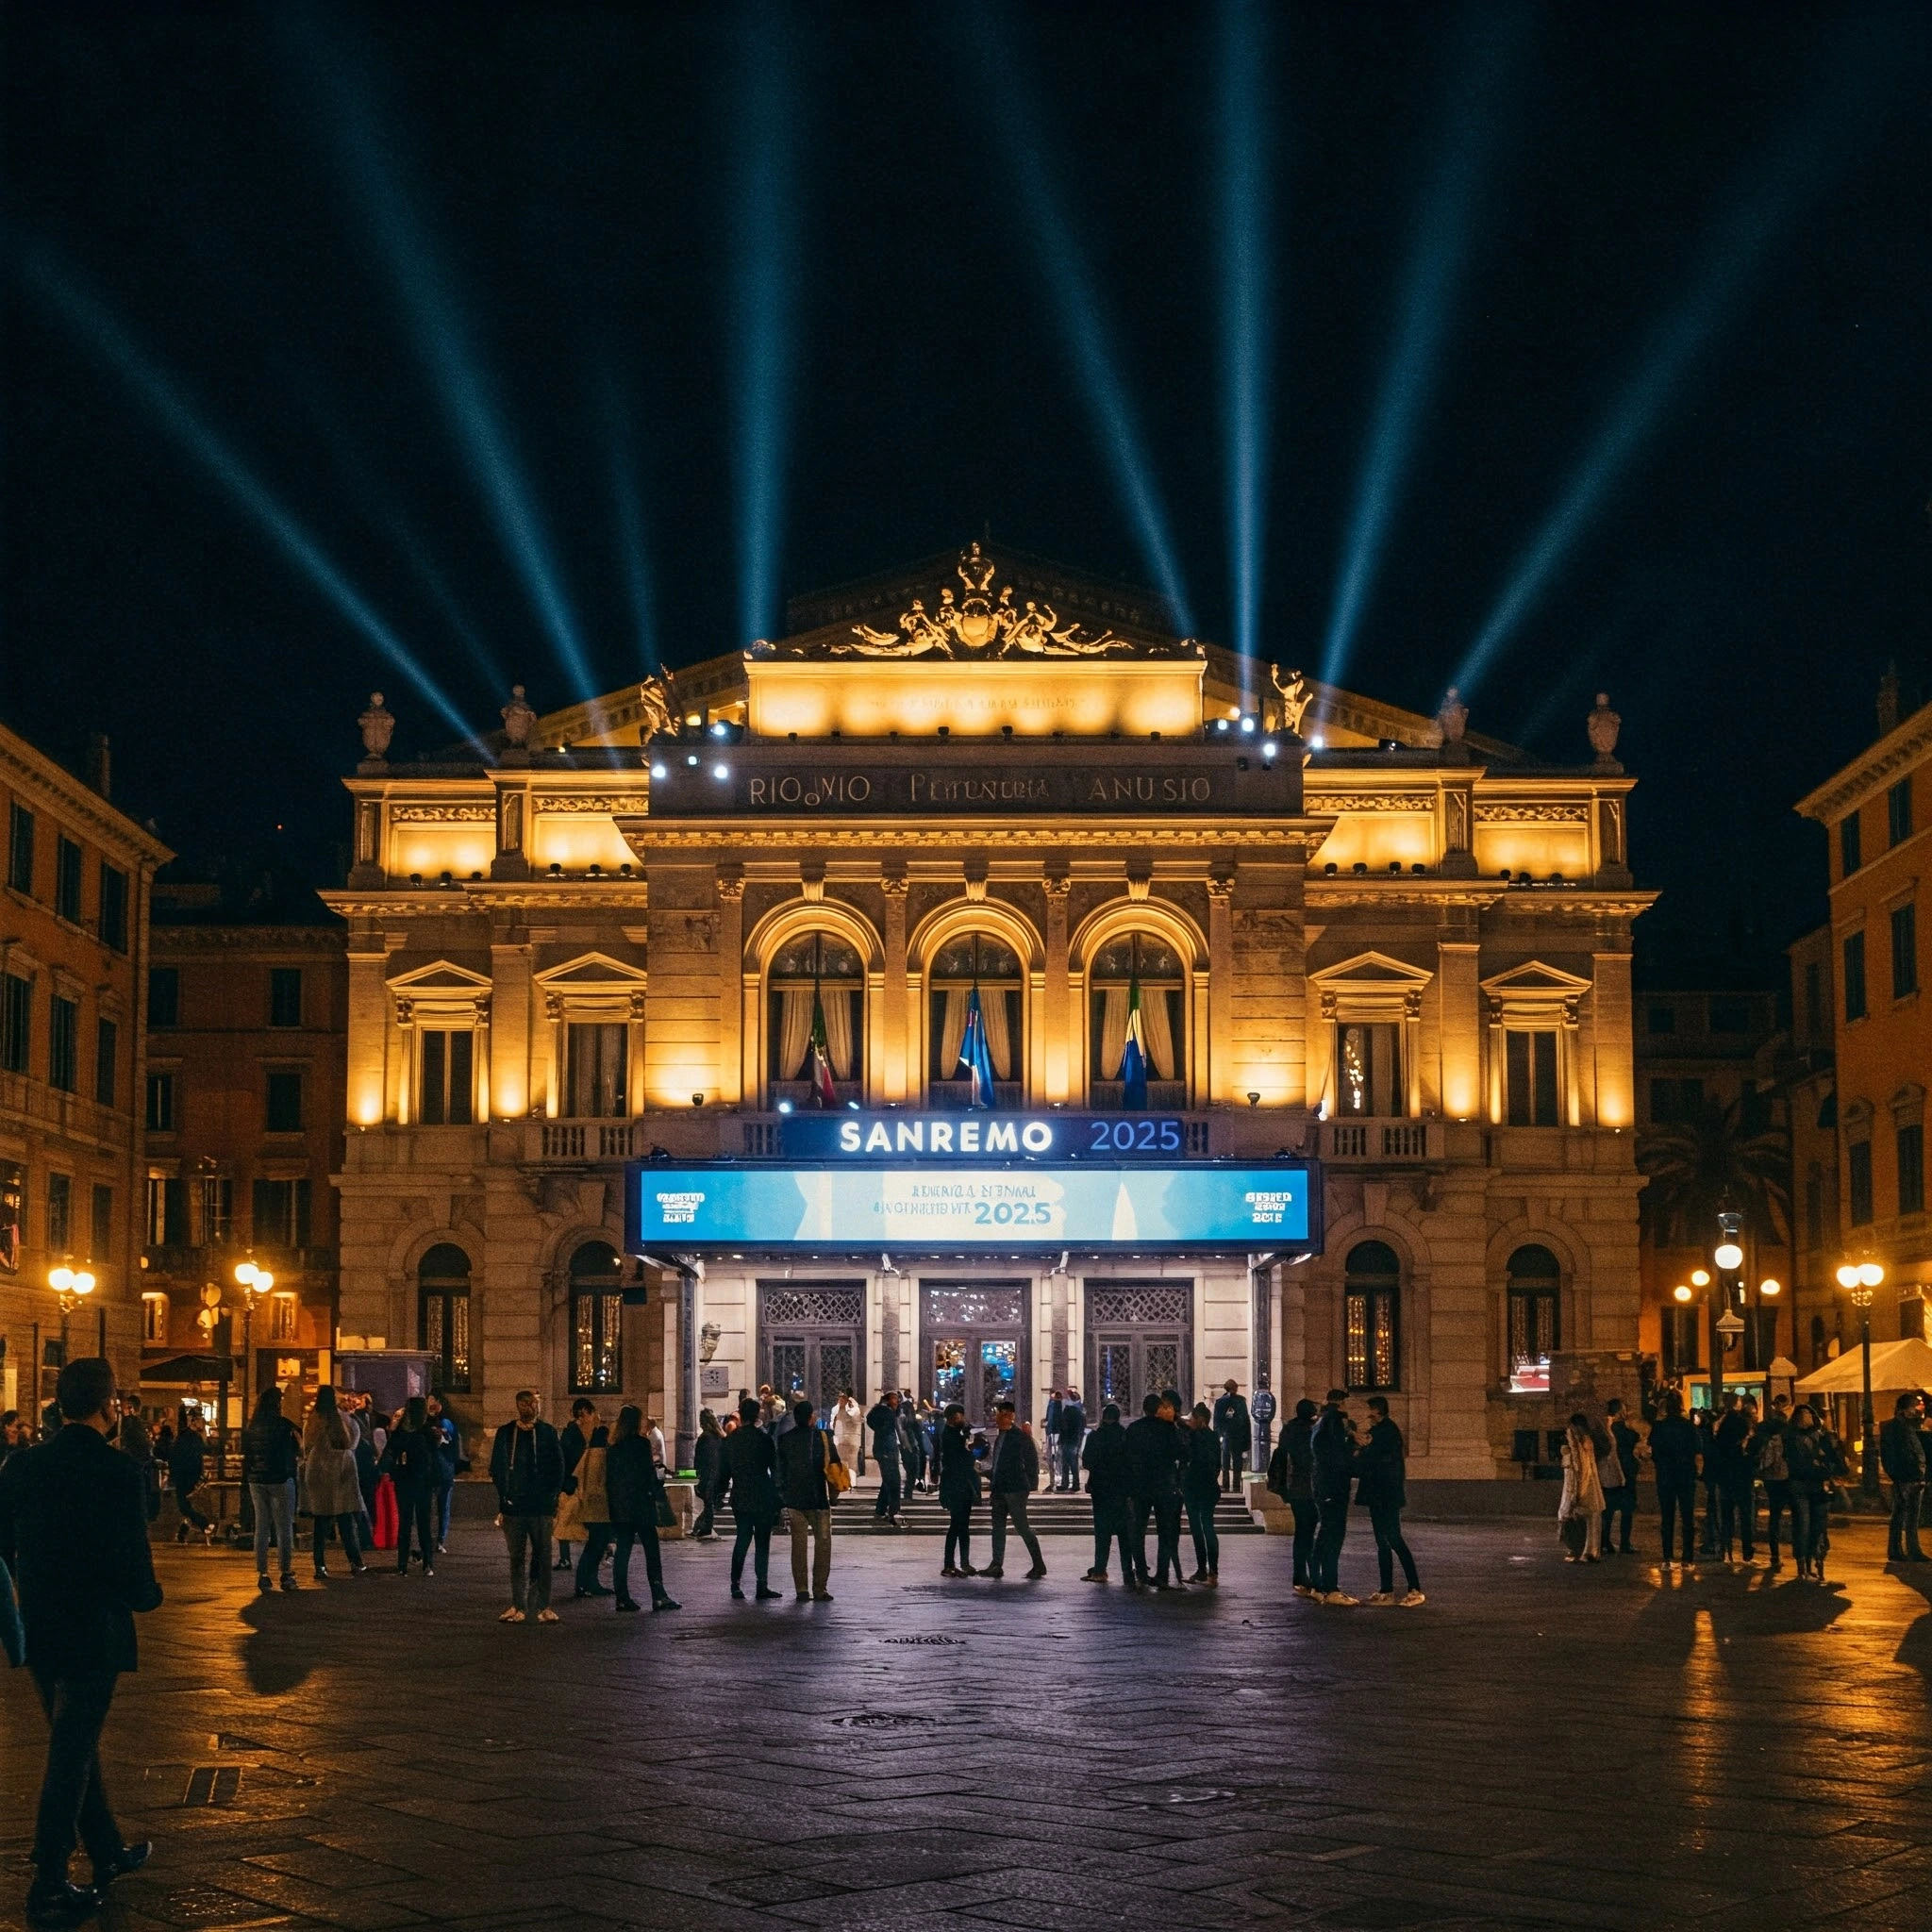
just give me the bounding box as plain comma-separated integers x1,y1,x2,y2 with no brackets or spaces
1835,1259,1885,1501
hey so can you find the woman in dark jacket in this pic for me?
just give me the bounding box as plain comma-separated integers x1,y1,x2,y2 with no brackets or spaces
937,1405,980,1577
381,1397,442,1577
241,1387,303,1592
1785,1405,1843,1584
1183,1403,1224,1586
1081,1404,1140,1588
1268,1398,1320,1594
606,1404,678,1612
691,1409,725,1541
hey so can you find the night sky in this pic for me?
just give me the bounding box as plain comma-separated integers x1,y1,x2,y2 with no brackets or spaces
6,3,1930,974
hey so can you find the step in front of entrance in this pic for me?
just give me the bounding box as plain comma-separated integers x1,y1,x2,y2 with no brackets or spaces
835,1492,1266,1535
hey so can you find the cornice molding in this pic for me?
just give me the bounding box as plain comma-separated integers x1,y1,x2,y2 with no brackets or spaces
0,729,173,868
1796,706,1932,824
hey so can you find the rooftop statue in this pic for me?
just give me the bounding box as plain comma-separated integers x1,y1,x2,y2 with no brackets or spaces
636,672,678,741
357,691,394,762
501,684,537,749
1269,664,1314,735
1587,691,1622,768
841,543,1126,659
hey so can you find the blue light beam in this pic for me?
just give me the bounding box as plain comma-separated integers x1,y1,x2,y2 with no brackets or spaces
725,0,800,647
21,248,476,745
288,13,596,704
597,369,658,673
1321,9,1525,691
963,6,1193,633
1217,0,1272,665
1455,38,1889,696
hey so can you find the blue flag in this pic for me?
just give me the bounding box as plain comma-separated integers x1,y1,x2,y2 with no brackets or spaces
1118,974,1149,1109
958,984,999,1109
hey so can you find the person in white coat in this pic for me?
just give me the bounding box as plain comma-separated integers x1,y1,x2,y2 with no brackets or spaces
1557,1413,1607,1563
831,1391,864,1477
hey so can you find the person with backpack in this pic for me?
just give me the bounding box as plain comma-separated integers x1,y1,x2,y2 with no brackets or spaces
239,1388,302,1593
1754,1392,1795,1572
1269,1398,1321,1597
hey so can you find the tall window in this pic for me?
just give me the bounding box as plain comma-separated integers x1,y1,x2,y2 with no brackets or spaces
1343,1241,1400,1391
1892,903,1917,1000
145,1174,187,1247
145,1071,175,1133
7,804,33,893
98,864,127,953
1899,1123,1924,1218
54,836,81,922
49,995,77,1091
252,1178,311,1248
419,1029,475,1125
1840,812,1862,877
1506,1244,1561,1389
569,1240,624,1394
94,1017,117,1108
269,967,303,1027
0,1159,21,1273
768,931,864,1105
2,972,29,1074
1848,1141,1874,1226
198,1175,233,1244
1844,932,1867,1022
1890,776,1913,847
418,1243,472,1393
46,1173,72,1253
148,967,179,1028
268,1294,299,1341
142,1292,168,1343
265,1070,304,1133
930,933,1023,1106
1090,934,1185,1108
1505,1030,1559,1126
565,1024,627,1118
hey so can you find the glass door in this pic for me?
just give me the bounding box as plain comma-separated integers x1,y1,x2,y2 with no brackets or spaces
921,1283,1029,1425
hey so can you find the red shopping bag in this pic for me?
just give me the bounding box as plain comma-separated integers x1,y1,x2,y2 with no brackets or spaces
372,1474,399,1550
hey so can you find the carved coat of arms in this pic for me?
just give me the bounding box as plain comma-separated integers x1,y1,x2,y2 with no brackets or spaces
840,543,1126,659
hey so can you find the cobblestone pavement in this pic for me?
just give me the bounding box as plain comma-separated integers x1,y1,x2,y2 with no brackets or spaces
4,1516,1931,1931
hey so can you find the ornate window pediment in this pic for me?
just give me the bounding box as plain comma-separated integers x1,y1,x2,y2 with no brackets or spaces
388,961,491,993
534,953,648,991
1312,950,1433,1021
1481,959,1591,1025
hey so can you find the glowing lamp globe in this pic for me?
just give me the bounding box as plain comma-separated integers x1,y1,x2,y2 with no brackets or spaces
1837,1263,1861,1290
1673,1284,1693,1304
1758,1278,1781,1297
1714,1241,1744,1271
235,1260,259,1287
1690,1268,1710,1288
49,1266,74,1293
1858,1262,1885,1289
73,1270,95,1296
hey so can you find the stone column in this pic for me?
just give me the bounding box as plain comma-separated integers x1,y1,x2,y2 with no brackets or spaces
474,996,492,1122
489,933,533,1122
1591,942,1634,1129
393,998,415,1125
345,941,391,1127
717,865,744,1106
1436,939,1482,1123
881,868,909,1104
1043,868,1072,1103
1207,869,1235,1106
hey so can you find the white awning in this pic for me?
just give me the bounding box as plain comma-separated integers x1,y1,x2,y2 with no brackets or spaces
1792,1337,1932,1395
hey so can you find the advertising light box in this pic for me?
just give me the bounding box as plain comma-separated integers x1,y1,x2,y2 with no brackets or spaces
625,1161,1318,1255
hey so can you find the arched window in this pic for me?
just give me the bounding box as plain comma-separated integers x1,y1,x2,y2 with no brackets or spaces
1089,933,1185,1108
1506,1243,1561,1391
930,933,1023,1107
569,1240,623,1395
768,932,864,1107
1344,1241,1401,1391
417,1243,472,1393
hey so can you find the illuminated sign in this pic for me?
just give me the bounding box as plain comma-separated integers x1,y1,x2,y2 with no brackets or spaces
780,1112,1192,1160
625,1161,1319,1254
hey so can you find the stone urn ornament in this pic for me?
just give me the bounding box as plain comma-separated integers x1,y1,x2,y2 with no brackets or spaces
501,684,537,749
358,692,394,762
1436,686,1468,747
1587,692,1622,768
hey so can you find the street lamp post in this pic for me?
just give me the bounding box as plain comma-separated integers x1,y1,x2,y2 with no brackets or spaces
1835,1259,1885,1501
232,1260,271,1533
47,1264,97,1397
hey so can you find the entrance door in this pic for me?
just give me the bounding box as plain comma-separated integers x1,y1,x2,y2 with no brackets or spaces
759,1283,865,1414
921,1283,1028,1424
1085,1281,1192,1417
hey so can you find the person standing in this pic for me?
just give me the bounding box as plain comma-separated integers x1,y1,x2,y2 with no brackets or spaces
1212,1380,1252,1495
301,1387,366,1579
1309,1391,1357,1604
381,1397,442,1577
1694,1403,1723,1557
0,1357,160,1932
691,1409,725,1541
1599,1397,1641,1557
488,1390,564,1624
1558,1414,1606,1562
1042,1390,1063,1462
776,1398,841,1601
1079,1403,1138,1586
351,1393,381,1537
1055,1389,1086,1493
898,1392,926,1497
1785,1403,1842,1583
830,1389,863,1477
240,1387,302,1593
938,1403,982,1576
1649,1392,1702,1569
115,1400,158,1526
983,1398,1046,1579
722,1396,783,1600
606,1405,678,1613
867,1390,904,1527
1713,1393,1757,1563
1268,1398,1321,1597
1880,1391,1927,1562
1250,1382,1278,1477
1183,1403,1223,1586
555,1399,599,1580
1125,1392,1188,1591
425,1395,460,1554
1355,1395,1424,1605
1755,1392,1795,1572
167,1410,212,1544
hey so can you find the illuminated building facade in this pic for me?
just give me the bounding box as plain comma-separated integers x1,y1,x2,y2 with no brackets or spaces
0,722,170,1416
327,548,1651,1482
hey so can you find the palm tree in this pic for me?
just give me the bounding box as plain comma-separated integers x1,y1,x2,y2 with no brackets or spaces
1639,1093,1791,1251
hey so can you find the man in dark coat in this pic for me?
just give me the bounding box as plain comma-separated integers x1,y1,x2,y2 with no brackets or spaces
1354,1395,1423,1605
488,1391,564,1624
867,1391,904,1525
775,1399,841,1601
0,1357,161,1930
1880,1391,1927,1562
1308,1390,1357,1603
1600,1397,1641,1557
1055,1390,1087,1493
1079,1404,1138,1584
1648,1391,1702,1569
1124,1391,1188,1591
898,1391,925,1496
1268,1397,1320,1594
722,1397,784,1599
167,1412,211,1542
1212,1380,1253,1493
983,1400,1045,1579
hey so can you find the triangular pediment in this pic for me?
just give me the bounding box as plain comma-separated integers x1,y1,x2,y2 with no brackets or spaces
1480,960,1593,997
1310,950,1435,990
387,960,492,992
534,951,649,989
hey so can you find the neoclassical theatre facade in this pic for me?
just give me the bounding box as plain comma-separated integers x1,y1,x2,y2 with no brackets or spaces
327,548,1651,1481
